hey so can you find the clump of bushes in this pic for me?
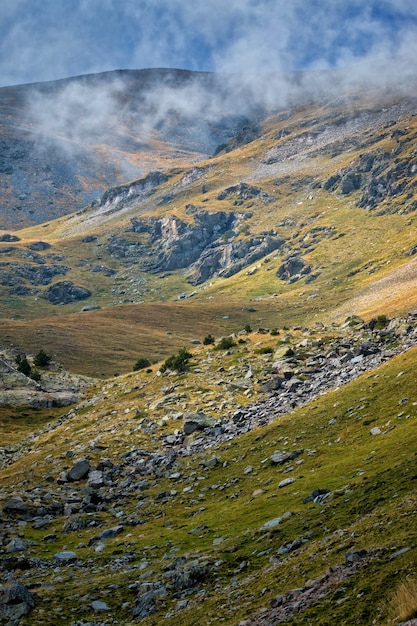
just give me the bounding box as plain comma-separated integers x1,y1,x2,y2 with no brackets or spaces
133,357,152,371
160,347,192,373
16,355,31,377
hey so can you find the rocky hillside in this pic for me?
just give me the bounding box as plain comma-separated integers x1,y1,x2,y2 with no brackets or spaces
1,84,417,376
1,314,417,624
1,70,417,625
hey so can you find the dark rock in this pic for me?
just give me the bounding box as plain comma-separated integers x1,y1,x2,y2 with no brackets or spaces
98,525,124,541
28,241,51,251
277,256,311,282
271,449,303,466
341,172,362,194
303,488,330,504
43,281,91,305
3,497,28,516
0,582,34,622
82,235,98,243
345,549,368,564
0,234,20,242
66,459,91,482
5,537,28,553
62,514,87,533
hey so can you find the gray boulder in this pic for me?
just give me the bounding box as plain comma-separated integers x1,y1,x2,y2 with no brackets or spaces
66,459,91,481
183,412,215,435
0,582,34,622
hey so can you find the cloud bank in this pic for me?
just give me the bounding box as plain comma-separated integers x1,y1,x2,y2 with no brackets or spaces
4,0,417,186
1,0,417,87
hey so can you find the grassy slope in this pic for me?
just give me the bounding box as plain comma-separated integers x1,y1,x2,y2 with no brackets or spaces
0,329,416,625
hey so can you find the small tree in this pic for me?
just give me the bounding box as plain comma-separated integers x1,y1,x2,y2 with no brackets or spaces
16,356,31,377
160,347,192,373
133,357,152,371
203,334,215,345
34,349,52,367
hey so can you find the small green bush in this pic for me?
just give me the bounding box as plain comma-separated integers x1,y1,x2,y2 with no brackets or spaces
256,346,274,355
244,324,252,333
270,328,279,336
215,336,236,350
16,355,31,377
160,348,192,373
133,357,152,371
203,334,215,345
34,349,52,367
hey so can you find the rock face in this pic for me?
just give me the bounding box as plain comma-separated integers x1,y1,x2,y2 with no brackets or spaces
111,208,284,284
324,147,417,214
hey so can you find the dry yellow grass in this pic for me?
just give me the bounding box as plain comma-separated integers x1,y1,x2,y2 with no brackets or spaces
391,579,417,623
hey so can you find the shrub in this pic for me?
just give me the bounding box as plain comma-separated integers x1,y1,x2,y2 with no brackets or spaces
34,349,52,367
133,357,152,371
203,334,215,345
215,336,236,350
16,355,31,377
244,324,252,333
160,347,192,373
256,346,274,355
270,328,279,336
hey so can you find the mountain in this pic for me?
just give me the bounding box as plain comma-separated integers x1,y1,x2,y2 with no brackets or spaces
1,69,417,625
0,68,266,230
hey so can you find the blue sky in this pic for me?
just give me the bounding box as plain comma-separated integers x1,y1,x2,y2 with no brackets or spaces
1,0,416,87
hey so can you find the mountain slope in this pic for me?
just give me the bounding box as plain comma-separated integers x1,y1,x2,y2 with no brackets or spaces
1,86,417,374
0,69,265,229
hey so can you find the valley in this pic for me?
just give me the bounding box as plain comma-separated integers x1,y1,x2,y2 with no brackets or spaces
1,69,417,625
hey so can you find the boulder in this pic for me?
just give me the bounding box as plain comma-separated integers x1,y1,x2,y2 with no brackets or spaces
66,459,91,481
183,412,215,435
0,582,34,622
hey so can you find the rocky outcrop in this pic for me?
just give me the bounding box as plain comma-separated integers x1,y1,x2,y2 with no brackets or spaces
217,182,275,204
42,281,91,305
0,349,93,408
95,171,169,215
189,234,284,284
324,146,417,214
111,208,283,284
277,256,312,283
